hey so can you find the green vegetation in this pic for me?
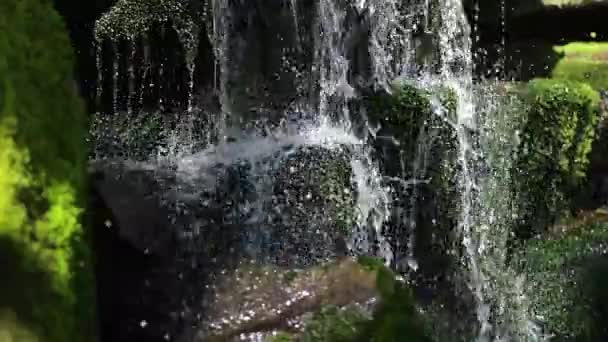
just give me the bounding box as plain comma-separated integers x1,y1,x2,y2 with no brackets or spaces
265,257,433,342
300,306,368,342
515,221,608,341
365,83,458,205
514,79,600,238
552,42,608,90
0,0,95,341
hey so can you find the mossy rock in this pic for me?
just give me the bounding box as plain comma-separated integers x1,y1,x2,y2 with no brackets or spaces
0,0,95,341
270,146,356,266
514,223,608,341
514,79,600,238
364,82,460,311
364,82,457,202
261,257,434,342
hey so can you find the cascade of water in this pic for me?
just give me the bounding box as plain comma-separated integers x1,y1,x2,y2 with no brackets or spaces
499,0,507,78
435,1,545,341
435,0,496,339
140,33,150,110
364,0,411,87
312,0,393,264
173,14,199,114
158,26,165,113
210,0,232,136
112,41,119,115
96,41,103,110
88,1,569,339
314,0,354,123
289,0,301,52
127,38,136,115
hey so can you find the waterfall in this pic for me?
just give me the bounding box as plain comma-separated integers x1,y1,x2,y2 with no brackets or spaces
434,1,545,340
313,0,354,122
210,0,231,133
289,0,301,52
90,0,547,339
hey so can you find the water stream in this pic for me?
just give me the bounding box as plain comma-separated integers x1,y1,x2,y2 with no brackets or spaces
91,0,545,340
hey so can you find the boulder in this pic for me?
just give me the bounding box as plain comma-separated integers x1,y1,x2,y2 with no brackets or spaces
191,256,433,342
268,146,356,267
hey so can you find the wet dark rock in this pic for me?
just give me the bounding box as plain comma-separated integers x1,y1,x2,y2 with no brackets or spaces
194,258,380,341
89,144,360,341
90,164,174,256
269,146,356,267
90,175,183,342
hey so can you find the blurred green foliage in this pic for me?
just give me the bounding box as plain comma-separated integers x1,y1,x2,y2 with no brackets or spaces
552,42,608,91
514,79,600,237
514,223,608,341
0,0,95,341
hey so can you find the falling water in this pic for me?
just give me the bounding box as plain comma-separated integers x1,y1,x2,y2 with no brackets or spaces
112,41,119,114
435,0,544,340
210,0,232,134
363,0,412,87
90,0,546,339
289,0,301,52
140,34,150,110
314,0,354,123
95,41,103,109
127,38,136,115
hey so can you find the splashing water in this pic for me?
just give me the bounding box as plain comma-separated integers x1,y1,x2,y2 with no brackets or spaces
433,1,546,341
91,0,547,339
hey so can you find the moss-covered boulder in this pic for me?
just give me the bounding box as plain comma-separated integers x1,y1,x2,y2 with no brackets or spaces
514,220,608,341
269,146,356,267
365,82,458,241
514,79,600,238
0,0,95,341
364,83,461,315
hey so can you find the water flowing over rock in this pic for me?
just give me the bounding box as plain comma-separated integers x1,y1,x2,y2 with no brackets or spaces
87,0,551,341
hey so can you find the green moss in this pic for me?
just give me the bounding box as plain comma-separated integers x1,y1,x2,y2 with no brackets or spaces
301,306,368,342
267,257,433,341
365,83,457,193
515,79,600,236
366,84,433,146
272,257,434,342
357,255,388,271
317,150,356,235
355,258,433,342
0,0,95,341
514,223,608,340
